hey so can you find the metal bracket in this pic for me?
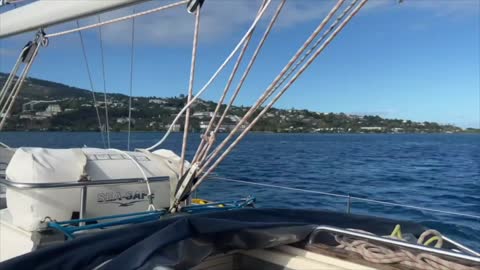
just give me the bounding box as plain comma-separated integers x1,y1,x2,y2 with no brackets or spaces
21,30,48,63
170,163,199,212
21,41,36,63
187,0,204,13
36,29,49,47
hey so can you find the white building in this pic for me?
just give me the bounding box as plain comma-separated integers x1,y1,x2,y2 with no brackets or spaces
199,121,209,130
45,104,61,114
149,99,167,104
116,117,135,124
192,112,214,118
19,114,33,120
227,115,241,122
360,127,383,131
171,124,181,132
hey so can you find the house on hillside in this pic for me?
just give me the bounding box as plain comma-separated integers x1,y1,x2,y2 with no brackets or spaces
192,112,214,119
149,99,167,104
117,117,135,124
360,126,383,131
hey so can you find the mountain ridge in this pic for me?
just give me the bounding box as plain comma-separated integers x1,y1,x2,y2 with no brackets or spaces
0,72,472,133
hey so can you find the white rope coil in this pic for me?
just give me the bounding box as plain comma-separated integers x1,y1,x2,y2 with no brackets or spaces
336,235,477,270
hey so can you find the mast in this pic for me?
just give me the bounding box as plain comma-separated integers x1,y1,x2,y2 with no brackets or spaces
0,0,147,38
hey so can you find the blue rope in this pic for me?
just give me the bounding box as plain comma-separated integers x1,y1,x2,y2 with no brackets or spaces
48,210,165,240
48,197,255,239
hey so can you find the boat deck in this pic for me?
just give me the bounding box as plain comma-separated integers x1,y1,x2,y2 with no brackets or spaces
193,244,405,270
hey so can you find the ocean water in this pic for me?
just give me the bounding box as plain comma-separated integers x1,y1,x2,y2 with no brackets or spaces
0,132,479,250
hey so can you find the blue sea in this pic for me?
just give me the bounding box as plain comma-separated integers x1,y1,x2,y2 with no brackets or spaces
0,132,479,250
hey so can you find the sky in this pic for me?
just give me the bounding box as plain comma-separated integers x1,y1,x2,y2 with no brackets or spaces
0,0,479,128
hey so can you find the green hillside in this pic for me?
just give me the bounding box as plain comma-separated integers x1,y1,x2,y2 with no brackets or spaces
0,73,466,133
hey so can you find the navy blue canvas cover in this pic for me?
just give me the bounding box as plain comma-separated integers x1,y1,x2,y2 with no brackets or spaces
0,208,427,270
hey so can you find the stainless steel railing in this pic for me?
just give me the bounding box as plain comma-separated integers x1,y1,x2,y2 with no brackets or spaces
211,176,480,258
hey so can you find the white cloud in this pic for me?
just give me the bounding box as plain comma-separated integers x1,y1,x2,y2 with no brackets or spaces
86,0,479,46
1,0,480,51
2,0,478,48
77,0,336,46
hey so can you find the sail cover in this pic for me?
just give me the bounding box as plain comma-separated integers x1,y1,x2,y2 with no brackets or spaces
0,0,147,38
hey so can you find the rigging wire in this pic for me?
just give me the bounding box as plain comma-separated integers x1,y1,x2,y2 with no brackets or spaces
193,0,286,164
209,176,480,220
127,10,136,151
76,20,107,148
196,0,347,176
0,46,27,108
197,0,367,185
192,0,268,164
193,0,369,191
271,0,360,97
97,15,111,148
201,0,359,166
0,34,43,130
145,0,273,151
180,6,201,175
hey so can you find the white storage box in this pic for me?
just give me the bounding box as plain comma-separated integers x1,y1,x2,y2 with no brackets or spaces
5,147,183,231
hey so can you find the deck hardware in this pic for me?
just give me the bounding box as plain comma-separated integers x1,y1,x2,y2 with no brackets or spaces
308,226,480,263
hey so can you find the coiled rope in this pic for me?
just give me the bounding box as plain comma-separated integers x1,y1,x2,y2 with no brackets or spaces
335,230,477,270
